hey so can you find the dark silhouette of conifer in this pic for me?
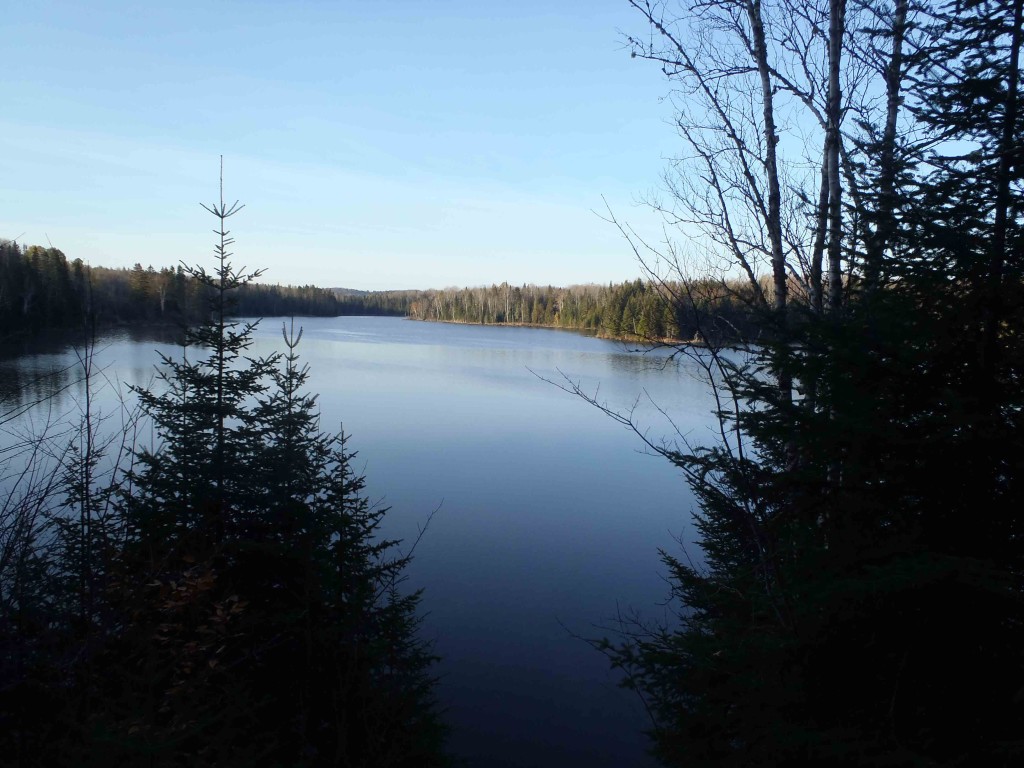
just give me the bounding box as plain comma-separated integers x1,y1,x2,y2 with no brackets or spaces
0,162,447,766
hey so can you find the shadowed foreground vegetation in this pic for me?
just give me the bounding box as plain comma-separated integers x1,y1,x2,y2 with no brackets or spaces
0,186,447,766
586,1,1024,766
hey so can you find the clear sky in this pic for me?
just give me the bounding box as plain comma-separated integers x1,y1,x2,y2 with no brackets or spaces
2,1,681,290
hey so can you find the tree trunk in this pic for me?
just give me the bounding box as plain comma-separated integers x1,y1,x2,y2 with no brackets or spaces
983,0,1023,380
826,0,847,312
747,0,787,315
865,0,908,293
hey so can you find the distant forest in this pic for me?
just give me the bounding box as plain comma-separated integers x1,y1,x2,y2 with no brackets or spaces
1,239,762,343
339,280,763,341
0,240,348,334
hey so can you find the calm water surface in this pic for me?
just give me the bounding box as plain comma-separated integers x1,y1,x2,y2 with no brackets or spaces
1,316,719,768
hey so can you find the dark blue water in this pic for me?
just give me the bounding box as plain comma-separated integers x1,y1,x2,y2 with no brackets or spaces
1,316,717,767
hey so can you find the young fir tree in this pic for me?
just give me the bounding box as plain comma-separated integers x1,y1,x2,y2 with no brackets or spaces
59,168,446,766
126,174,275,542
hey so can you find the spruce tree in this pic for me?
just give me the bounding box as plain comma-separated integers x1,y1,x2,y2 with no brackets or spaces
58,166,446,766
127,166,276,543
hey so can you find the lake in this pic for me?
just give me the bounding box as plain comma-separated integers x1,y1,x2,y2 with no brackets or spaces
0,316,718,767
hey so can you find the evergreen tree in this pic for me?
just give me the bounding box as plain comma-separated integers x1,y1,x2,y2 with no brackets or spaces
126,177,275,542
601,2,1024,765
105,169,446,766
0,166,447,766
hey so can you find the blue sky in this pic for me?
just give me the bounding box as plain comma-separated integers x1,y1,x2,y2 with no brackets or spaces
3,1,679,290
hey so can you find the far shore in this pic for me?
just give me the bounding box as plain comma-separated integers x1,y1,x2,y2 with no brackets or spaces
406,315,703,347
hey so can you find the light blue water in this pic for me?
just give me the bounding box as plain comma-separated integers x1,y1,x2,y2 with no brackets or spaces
1,316,719,767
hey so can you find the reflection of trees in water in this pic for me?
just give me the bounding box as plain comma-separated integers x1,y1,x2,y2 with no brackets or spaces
1,360,80,557
124,324,185,345
1,326,181,421
1,342,147,480
1,360,82,423
607,350,683,376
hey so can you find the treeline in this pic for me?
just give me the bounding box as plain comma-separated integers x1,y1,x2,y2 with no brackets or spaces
0,239,350,335
341,279,764,341
1,237,769,344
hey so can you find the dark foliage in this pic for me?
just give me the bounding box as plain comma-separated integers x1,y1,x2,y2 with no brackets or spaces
600,1,1024,765
0,240,349,339
0,181,447,766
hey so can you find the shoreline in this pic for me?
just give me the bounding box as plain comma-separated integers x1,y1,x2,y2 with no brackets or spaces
405,315,701,347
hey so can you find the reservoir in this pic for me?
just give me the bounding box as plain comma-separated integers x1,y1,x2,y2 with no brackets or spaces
1,315,716,767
